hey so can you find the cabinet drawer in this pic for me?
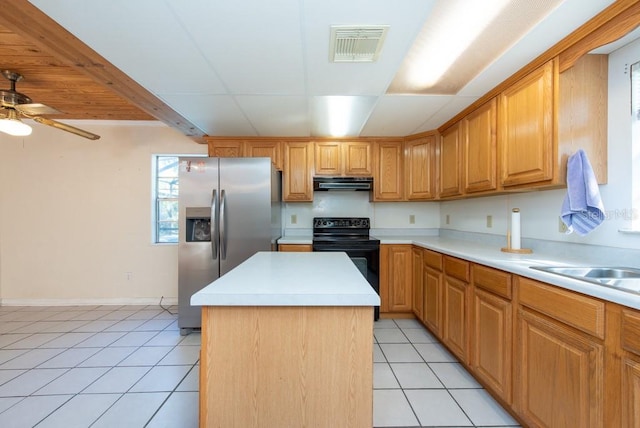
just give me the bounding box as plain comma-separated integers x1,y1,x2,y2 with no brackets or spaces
517,277,605,339
622,309,640,356
473,264,512,300
444,256,469,282
423,249,442,270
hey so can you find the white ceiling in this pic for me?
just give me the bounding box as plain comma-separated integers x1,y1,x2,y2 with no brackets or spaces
28,0,615,138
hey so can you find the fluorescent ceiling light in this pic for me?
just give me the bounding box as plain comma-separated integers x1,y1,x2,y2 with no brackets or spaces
0,109,32,136
311,96,377,138
408,0,509,89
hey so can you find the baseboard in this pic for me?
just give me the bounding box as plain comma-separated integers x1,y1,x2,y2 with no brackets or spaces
0,297,178,307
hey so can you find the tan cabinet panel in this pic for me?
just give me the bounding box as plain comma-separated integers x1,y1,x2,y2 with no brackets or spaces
412,247,424,320
405,134,436,200
245,140,283,171
314,141,342,176
278,244,312,252
344,141,373,176
499,60,556,187
464,98,497,193
373,141,404,201
380,245,412,313
207,139,244,157
439,124,463,198
283,141,314,202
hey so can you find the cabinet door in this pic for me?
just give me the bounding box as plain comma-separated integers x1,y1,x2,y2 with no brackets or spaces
423,264,442,336
344,141,372,176
380,245,412,313
405,135,436,200
499,60,556,187
472,288,512,404
314,141,342,176
207,140,244,157
283,142,313,202
442,275,469,362
464,98,497,193
622,356,640,428
245,140,283,171
439,124,463,198
516,308,604,427
412,247,424,320
373,141,404,201
278,244,312,252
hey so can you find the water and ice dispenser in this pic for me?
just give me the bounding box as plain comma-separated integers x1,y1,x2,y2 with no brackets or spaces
185,207,211,242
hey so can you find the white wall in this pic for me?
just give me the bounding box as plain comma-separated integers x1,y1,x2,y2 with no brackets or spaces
283,191,440,231
0,121,207,304
440,39,640,250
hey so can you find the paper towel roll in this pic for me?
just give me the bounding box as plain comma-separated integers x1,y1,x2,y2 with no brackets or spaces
511,208,521,250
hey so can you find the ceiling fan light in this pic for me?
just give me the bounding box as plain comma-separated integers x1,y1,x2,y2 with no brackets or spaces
0,110,32,136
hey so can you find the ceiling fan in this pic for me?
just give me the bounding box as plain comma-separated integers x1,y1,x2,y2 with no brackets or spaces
0,70,100,140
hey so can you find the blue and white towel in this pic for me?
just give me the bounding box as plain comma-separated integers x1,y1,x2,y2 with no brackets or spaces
560,149,605,236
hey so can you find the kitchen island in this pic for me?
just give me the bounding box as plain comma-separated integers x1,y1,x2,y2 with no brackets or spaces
191,251,380,428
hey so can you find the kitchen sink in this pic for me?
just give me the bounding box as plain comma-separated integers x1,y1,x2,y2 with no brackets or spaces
529,266,640,294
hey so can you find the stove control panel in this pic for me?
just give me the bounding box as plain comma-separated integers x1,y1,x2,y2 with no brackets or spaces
313,217,370,229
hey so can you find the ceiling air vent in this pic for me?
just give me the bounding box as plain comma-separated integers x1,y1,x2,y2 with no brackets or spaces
329,25,389,63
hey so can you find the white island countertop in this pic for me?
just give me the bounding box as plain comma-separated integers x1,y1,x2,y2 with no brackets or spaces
191,251,380,307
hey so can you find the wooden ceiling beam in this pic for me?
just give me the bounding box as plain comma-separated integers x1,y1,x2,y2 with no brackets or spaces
0,0,206,139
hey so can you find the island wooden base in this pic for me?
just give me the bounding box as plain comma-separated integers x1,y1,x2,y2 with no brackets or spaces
199,305,374,428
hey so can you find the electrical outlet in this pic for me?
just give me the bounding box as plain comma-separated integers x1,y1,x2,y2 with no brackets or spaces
291,214,297,225
446,214,450,225
409,214,415,224
486,215,493,228
126,272,132,281
559,217,568,233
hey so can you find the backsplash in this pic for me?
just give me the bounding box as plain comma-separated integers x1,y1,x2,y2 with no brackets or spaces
283,191,440,230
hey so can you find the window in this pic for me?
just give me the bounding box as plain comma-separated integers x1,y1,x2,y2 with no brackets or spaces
153,155,180,243
632,61,640,230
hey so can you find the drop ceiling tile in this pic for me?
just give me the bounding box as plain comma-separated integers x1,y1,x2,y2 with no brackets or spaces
412,96,479,133
168,0,306,95
361,95,453,136
235,96,310,136
158,94,256,136
309,96,378,137
30,0,227,94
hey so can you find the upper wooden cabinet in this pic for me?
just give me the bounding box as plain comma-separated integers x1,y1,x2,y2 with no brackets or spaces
314,141,372,177
498,55,607,190
207,139,244,158
245,140,283,171
499,59,556,188
206,138,283,171
464,98,498,194
373,140,404,201
283,141,314,202
405,134,437,200
439,124,463,198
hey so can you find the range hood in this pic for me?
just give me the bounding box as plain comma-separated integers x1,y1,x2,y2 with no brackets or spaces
313,176,373,191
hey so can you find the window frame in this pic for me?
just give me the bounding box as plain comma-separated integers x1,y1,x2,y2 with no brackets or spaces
151,154,206,244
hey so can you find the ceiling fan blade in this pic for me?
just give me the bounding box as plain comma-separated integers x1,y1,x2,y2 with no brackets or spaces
15,103,61,116
32,117,100,140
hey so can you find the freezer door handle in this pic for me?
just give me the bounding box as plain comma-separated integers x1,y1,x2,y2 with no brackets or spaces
220,189,227,260
211,189,218,259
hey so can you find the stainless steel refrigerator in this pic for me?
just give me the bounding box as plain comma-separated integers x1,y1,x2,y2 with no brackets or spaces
178,157,282,335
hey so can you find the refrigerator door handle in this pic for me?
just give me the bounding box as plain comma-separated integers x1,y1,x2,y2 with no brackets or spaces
220,189,227,260
211,189,218,259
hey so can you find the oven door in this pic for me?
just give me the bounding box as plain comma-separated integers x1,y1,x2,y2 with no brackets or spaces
312,243,380,320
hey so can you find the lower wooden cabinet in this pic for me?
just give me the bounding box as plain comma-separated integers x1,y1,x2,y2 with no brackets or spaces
442,256,470,363
515,307,604,427
423,263,443,336
412,247,424,320
278,244,312,252
472,288,512,404
380,245,412,314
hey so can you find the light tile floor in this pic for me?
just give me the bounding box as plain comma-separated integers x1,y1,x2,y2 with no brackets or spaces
373,318,520,427
0,306,520,427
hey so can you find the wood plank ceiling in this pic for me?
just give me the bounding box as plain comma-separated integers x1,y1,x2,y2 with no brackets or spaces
0,0,205,139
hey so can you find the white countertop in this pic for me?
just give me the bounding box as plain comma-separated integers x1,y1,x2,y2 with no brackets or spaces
375,234,640,310
191,252,380,307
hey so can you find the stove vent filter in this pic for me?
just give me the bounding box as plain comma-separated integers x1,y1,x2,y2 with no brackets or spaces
329,25,389,62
